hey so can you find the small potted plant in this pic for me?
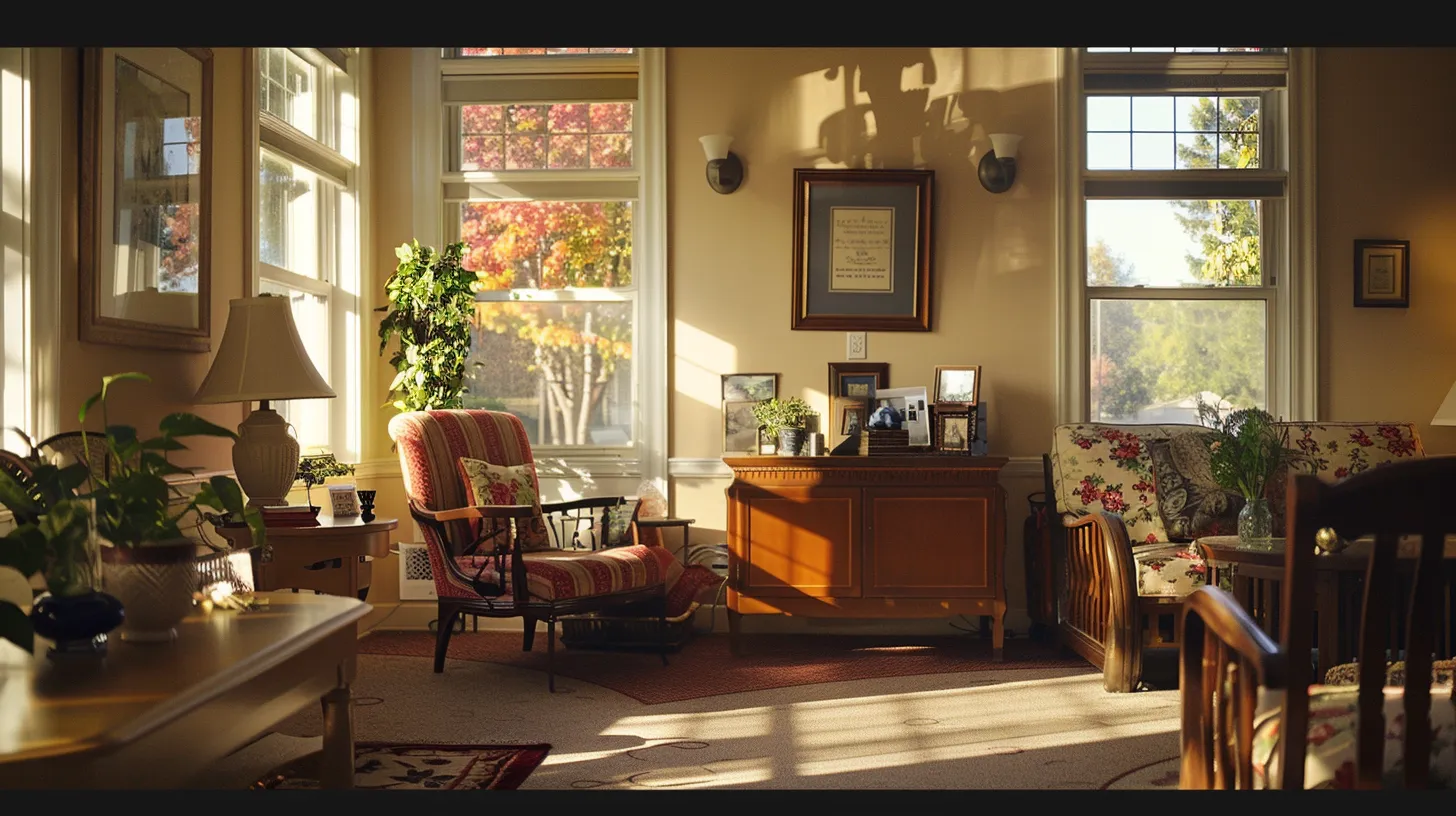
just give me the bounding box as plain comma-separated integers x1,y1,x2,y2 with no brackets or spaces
752,396,813,456
81,373,264,643
297,453,355,510
0,438,122,656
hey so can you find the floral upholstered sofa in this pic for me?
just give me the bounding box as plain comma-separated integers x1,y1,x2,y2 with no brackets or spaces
1043,420,1426,692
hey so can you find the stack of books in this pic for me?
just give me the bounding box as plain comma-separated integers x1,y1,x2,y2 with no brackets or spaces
260,505,320,528
859,429,912,456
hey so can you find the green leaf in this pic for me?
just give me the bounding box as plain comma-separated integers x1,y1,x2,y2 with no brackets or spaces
0,524,47,577
140,436,188,452
158,413,238,440
0,468,41,519
0,602,33,656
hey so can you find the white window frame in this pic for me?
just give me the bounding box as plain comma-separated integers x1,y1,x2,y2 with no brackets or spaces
0,48,62,460
1055,47,1317,425
413,47,667,492
246,48,367,464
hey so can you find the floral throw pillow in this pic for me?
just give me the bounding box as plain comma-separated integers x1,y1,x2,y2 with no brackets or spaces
457,458,552,551
596,498,641,548
1147,434,1242,542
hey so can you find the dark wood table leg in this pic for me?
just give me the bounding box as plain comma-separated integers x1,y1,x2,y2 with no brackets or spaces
727,608,742,657
319,685,354,789
1316,571,1340,682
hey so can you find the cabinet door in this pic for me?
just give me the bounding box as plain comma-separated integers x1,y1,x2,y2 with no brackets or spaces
863,487,999,598
733,486,861,599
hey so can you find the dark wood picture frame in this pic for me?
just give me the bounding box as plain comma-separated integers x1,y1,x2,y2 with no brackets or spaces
80,47,214,352
792,168,934,332
933,404,975,455
933,364,981,407
828,361,889,403
1353,238,1410,308
833,397,868,436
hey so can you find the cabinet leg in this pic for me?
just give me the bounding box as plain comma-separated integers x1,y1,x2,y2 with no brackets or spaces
992,601,1007,661
727,608,742,657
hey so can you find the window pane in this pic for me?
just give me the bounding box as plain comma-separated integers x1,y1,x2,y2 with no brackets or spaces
259,48,316,137
1089,299,1266,423
1085,95,1261,170
460,103,633,170
256,281,331,452
460,201,632,290
259,150,320,278
457,48,634,56
1086,199,1262,287
467,301,633,447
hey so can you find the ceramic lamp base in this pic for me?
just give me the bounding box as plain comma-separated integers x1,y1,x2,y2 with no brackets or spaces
233,405,299,507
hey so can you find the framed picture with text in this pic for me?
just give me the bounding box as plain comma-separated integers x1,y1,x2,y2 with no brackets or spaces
1354,238,1410,308
791,168,934,332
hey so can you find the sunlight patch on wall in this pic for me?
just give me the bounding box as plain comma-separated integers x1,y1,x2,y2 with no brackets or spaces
674,319,737,410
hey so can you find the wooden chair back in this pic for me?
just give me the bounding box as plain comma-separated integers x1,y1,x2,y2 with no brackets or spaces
1185,456,1456,788
1277,456,1456,788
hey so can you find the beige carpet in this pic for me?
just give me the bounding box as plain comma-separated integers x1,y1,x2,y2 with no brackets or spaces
192,639,1183,790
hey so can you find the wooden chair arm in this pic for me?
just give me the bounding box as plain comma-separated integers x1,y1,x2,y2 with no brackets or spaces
1180,586,1286,789
542,496,624,514
1182,587,1285,686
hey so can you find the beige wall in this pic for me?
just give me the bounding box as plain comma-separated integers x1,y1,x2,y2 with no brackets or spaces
57,48,247,471
1317,47,1456,454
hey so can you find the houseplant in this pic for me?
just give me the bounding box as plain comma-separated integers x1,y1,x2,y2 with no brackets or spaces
81,372,264,642
1196,400,1300,545
752,396,814,456
297,452,355,509
377,240,478,413
0,436,121,655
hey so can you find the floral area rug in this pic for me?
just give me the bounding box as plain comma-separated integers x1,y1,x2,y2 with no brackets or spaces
252,742,551,790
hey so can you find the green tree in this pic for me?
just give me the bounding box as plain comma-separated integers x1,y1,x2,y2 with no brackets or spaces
1088,240,1152,420
1171,97,1261,286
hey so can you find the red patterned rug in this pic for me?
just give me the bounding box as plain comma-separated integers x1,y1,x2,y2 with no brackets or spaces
253,742,550,790
358,630,1092,705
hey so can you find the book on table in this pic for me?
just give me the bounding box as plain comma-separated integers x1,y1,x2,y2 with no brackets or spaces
260,505,320,527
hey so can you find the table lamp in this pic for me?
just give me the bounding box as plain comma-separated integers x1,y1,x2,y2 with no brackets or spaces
194,295,335,506
1434,380,1456,428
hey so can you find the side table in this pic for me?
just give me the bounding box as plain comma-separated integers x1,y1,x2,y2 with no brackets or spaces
637,516,694,558
217,514,398,601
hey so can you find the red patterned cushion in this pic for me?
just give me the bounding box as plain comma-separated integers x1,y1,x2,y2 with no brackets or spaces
456,544,675,602
458,457,551,551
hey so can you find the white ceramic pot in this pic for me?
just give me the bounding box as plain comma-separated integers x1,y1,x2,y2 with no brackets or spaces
101,541,198,642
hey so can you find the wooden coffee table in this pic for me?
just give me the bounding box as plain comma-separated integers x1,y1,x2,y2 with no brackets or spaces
0,593,369,789
1196,534,1456,679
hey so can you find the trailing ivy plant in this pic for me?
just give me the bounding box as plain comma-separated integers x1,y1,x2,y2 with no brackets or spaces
377,240,479,413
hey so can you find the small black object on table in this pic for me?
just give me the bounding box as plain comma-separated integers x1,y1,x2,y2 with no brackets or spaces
637,516,695,559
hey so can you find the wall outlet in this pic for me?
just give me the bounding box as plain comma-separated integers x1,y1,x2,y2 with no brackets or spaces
846,331,867,359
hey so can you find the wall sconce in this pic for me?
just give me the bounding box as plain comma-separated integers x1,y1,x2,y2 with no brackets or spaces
700,134,743,194
978,133,1022,194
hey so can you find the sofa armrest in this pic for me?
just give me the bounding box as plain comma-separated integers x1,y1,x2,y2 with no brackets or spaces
1061,511,1144,692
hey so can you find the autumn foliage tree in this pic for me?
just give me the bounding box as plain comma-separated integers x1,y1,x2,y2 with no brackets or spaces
460,99,635,445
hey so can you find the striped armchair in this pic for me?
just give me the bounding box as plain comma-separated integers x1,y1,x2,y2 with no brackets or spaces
389,409,680,691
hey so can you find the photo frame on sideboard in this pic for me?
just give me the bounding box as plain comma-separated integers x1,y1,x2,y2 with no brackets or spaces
828,361,889,403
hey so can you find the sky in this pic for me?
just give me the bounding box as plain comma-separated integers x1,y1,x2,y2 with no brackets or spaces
1083,94,1259,288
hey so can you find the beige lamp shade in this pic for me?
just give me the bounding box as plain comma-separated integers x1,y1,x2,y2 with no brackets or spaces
1433,380,1456,425
195,295,336,404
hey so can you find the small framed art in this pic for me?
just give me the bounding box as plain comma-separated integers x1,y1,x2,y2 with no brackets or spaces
1353,239,1410,308
722,372,779,402
723,399,761,454
933,407,975,455
828,361,889,403
833,397,868,436
933,365,981,407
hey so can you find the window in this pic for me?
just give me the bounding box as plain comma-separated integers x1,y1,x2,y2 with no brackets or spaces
1066,47,1312,425
252,48,362,460
437,47,661,458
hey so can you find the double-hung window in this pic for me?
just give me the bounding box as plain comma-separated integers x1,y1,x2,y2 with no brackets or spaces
1066,47,1313,425
437,47,663,475
252,47,362,461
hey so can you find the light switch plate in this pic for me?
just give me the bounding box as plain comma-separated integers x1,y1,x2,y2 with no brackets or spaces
846,331,866,359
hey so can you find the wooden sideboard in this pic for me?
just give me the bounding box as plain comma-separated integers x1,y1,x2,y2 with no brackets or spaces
724,455,1010,657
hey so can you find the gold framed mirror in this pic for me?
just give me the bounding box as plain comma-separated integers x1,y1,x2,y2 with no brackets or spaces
80,47,213,352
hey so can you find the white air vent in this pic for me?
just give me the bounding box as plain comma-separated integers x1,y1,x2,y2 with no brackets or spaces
397,542,438,600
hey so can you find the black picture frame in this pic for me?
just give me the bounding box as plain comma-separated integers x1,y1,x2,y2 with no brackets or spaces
1353,238,1410,308
792,169,934,332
